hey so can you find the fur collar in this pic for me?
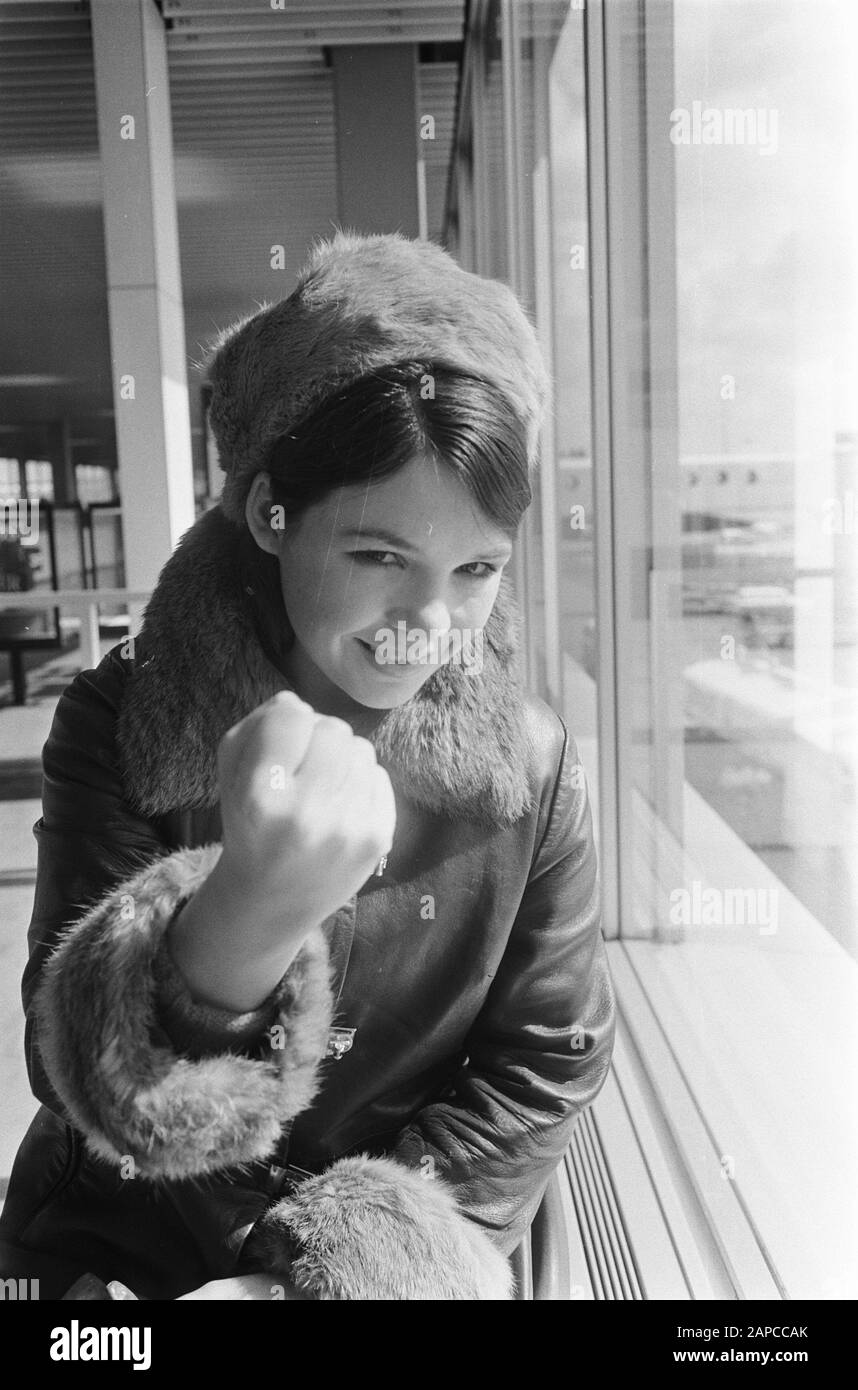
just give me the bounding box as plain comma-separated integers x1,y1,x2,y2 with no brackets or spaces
116,507,534,827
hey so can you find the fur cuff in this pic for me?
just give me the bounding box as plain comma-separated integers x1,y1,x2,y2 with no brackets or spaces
33,845,334,1181
253,1155,513,1301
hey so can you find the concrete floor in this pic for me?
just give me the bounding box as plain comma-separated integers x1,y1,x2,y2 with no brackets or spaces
0,802,41,1185
0,644,111,1196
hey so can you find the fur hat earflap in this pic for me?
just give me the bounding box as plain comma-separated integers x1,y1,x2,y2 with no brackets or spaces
206,229,551,524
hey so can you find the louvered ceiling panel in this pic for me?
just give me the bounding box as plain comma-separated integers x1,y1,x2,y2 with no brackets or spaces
1,0,464,443
163,0,462,46
0,0,97,158
0,0,105,427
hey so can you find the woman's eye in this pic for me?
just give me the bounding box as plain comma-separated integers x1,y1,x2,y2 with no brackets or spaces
458,562,499,578
351,550,400,566
349,553,499,577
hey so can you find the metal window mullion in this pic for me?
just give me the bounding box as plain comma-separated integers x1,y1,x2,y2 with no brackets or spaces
500,0,525,302
584,0,622,939
532,32,563,709
585,0,682,939
501,0,537,693
449,40,476,273
471,11,492,277
601,0,654,941
642,0,685,929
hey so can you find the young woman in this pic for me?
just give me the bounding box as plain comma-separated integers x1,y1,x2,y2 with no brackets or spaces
0,231,615,1300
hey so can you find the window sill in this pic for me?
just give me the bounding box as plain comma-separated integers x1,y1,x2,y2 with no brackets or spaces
596,931,858,1299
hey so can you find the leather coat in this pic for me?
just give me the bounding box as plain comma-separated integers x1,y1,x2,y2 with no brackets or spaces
0,507,616,1300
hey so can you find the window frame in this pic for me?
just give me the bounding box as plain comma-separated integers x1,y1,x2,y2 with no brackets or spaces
446,0,858,1300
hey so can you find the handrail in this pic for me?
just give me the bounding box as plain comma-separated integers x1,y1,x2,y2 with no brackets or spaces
0,589,151,672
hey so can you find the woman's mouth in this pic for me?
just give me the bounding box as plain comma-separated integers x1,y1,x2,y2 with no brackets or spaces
355,638,417,676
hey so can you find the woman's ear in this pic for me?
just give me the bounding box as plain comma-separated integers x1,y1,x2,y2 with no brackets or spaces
244,472,281,556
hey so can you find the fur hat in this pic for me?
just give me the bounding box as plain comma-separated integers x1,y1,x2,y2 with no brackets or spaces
206,229,550,525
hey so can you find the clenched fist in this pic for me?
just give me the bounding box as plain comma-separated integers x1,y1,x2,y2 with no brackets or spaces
169,691,396,1011
217,691,396,931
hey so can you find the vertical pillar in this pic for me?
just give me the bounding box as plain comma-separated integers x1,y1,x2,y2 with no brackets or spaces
91,0,194,598
332,45,420,235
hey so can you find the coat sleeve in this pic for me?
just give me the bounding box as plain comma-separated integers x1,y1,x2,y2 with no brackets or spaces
23,651,334,1182
389,716,616,1256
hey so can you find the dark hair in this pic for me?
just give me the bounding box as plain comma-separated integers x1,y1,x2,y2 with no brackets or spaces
264,361,532,535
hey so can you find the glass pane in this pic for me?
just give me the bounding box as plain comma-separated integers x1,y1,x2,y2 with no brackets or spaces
518,0,597,803
24,459,55,502
509,5,547,699
620,0,858,1299
52,507,86,589
90,504,125,588
0,458,22,494
673,0,857,954
75,463,114,507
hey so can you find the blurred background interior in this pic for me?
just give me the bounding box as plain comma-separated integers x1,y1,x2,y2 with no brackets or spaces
0,0,855,1299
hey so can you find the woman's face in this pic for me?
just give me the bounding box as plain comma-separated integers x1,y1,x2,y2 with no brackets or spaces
247,455,514,715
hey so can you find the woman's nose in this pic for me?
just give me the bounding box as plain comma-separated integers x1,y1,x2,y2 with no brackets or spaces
393,591,452,637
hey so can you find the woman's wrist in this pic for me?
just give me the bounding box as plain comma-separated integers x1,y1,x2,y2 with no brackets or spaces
166,852,323,1012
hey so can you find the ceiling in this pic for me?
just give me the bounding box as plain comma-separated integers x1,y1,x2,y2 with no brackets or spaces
0,0,464,466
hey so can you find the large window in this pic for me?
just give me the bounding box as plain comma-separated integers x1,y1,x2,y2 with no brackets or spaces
447,0,858,1297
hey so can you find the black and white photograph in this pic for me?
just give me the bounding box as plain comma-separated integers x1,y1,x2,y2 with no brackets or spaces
0,0,855,1342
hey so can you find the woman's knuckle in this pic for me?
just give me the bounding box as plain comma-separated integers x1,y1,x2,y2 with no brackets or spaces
316,714,352,735
350,735,378,763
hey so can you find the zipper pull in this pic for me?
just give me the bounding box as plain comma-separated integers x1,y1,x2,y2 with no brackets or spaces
375,854,388,876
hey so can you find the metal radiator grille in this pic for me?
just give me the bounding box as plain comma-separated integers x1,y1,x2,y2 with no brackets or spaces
566,1110,643,1299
